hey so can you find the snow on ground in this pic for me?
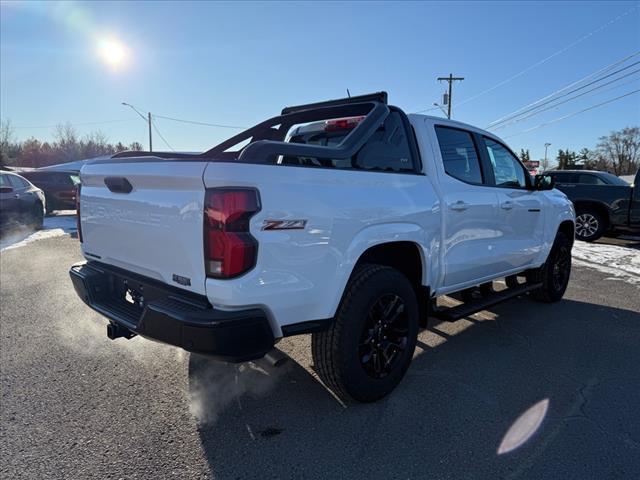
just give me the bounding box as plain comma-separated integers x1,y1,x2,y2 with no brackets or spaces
0,212,77,253
572,239,640,285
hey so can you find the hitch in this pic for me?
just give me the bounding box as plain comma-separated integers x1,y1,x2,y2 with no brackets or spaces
106,322,136,340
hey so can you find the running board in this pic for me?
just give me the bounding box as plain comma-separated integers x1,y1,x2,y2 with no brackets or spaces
431,282,542,322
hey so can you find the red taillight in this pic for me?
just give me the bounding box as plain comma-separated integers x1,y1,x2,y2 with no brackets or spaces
76,184,82,242
325,115,365,131
204,188,260,279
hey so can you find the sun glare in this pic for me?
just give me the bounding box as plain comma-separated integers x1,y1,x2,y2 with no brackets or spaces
97,38,129,70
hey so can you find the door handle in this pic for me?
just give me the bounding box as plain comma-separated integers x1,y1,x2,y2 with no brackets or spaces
13,194,20,198
501,201,514,210
450,200,469,211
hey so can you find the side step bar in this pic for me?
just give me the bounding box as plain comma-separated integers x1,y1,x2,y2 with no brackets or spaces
431,282,542,322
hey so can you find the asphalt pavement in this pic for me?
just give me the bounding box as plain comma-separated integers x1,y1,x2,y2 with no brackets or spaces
1,235,639,479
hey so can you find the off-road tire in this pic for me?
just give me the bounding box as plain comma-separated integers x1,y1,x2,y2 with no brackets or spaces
528,232,572,303
311,264,419,403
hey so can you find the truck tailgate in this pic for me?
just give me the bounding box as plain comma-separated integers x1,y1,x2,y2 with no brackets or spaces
80,160,208,295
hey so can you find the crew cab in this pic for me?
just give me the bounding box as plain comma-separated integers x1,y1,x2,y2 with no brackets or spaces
70,92,575,402
547,169,640,241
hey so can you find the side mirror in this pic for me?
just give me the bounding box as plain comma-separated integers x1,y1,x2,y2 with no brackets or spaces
0,186,13,194
533,174,554,191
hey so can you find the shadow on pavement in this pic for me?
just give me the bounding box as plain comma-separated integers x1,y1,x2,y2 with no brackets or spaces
190,297,640,479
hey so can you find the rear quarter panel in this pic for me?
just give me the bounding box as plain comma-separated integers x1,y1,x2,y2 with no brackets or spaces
203,162,439,333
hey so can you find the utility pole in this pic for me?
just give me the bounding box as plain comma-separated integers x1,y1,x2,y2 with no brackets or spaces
148,112,153,153
122,102,153,152
437,73,464,119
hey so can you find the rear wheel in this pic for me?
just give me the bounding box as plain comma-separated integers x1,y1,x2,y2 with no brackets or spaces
311,264,419,403
575,209,605,242
528,232,572,303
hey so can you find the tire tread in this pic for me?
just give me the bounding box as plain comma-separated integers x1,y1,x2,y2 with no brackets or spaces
311,264,388,401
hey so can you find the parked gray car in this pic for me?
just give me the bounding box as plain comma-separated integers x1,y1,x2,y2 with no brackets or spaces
0,171,46,231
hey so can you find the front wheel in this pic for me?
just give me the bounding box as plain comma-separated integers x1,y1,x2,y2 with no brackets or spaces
528,232,572,303
312,264,419,403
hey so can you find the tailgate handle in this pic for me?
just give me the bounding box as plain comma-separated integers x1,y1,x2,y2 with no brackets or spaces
104,177,133,194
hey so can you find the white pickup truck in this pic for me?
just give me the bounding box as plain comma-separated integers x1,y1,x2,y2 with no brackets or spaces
70,92,575,402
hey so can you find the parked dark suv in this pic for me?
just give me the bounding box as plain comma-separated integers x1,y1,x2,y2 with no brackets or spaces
548,169,640,241
21,170,79,213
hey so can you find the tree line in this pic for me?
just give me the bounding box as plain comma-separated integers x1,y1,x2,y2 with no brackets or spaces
0,120,143,168
517,126,639,175
2,119,639,175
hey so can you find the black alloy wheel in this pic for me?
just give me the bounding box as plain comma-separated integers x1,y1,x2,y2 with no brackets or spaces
358,294,409,379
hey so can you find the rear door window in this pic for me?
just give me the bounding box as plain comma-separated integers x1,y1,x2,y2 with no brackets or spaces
434,126,483,184
551,173,572,184
576,173,607,185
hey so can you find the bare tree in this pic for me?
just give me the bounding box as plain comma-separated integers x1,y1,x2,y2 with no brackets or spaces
54,122,80,162
1,118,16,166
595,127,640,175
82,130,114,158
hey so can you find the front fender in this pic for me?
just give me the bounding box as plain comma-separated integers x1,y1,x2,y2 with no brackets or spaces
538,191,575,263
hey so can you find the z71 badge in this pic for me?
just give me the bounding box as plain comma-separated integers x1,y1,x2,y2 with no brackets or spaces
261,219,307,231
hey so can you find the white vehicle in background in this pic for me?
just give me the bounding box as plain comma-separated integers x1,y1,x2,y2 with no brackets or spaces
70,92,574,402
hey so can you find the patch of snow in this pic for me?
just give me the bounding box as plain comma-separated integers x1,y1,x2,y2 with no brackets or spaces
572,240,640,285
0,214,77,252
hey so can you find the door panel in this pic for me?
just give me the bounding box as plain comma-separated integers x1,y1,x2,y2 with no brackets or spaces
482,137,545,269
442,184,503,285
495,189,545,268
433,126,505,287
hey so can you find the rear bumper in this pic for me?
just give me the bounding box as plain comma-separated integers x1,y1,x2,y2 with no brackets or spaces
69,261,274,362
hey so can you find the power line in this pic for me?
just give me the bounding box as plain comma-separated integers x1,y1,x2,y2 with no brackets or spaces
411,5,638,114
151,118,175,151
491,68,640,131
488,54,640,128
503,89,640,138
153,114,247,129
454,6,638,108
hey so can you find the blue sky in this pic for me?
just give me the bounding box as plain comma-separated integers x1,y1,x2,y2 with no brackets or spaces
1,1,639,162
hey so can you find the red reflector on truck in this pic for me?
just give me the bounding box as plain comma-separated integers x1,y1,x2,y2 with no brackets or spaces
324,115,365,131
204,188,260,279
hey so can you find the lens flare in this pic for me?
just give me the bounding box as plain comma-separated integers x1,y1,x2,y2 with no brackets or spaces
498,398,549,455
97,38,129,70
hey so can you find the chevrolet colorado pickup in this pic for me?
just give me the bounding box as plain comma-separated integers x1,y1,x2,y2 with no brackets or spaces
70,92,575,402
547,169,640,241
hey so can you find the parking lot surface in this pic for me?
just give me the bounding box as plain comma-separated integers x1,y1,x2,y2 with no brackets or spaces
1,233,639,479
